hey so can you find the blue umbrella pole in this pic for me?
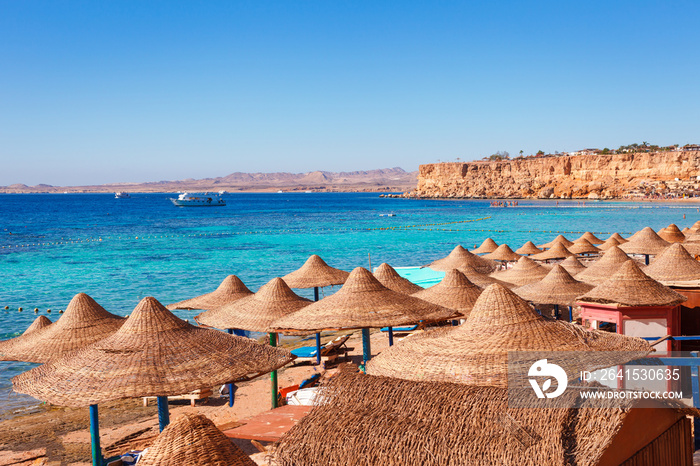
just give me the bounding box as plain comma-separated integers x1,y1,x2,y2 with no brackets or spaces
388,327,394,346
568,306,573,322
89,404,103,466
157,396,170,431
554,304,560,320
270,332,278,409
227,329,236,406
362,328,371,366
645,254,650,265
314,287,322,365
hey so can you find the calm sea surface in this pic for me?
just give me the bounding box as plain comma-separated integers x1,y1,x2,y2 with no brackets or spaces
0,192,697,418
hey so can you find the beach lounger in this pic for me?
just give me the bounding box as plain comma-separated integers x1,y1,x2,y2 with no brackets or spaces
142,388,213,407
291,335,350,364
380,325,418,333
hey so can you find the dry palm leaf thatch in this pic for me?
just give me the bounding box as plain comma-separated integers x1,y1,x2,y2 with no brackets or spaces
620,227,670,255
195,278,311,332
270,267,457,332
575,246,631,285
460,264,516,289
491,256,549,287
598,236,623,251
529,242,575,261
691,220,700,231
411,269,482,318
515,241,542,255
644,243,700,285
0,316,52,358
0,293,124,363
576,260,687,307
167,275,253,311
470,237,499,254
537,234,574,249
281,254,349,289
568,238,601,255
373,263,423,294
574,231,605,245
271,372,693,466
366,284,651,387
658,224,685,243
682,227,692,234
483,244,521,262
558,255,586,276
606,232,628,243
12,297,294,407
426,245,497,274
138,413,256,466
514,265,594,306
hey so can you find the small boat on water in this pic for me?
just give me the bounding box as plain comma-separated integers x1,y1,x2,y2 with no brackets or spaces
170,192,226,207
115,192,130,199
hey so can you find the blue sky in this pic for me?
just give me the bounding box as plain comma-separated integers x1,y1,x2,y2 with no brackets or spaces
1,1,699,185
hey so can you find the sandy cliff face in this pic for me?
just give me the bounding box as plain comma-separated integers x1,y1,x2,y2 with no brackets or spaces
411,151,700,199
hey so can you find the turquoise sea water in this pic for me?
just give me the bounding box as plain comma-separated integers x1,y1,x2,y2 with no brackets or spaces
1,192,698,418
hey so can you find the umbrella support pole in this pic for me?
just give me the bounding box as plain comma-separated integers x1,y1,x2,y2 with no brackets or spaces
270,332,278,409
314,287,322,365
554,304,560,320
568,306,573,323
645,254,650,266
388,327,394,346
89,404,103,466
362,328,371,367
226,329,236,407
157,396,170,431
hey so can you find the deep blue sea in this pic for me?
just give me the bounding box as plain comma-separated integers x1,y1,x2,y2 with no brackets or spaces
1,192,698,418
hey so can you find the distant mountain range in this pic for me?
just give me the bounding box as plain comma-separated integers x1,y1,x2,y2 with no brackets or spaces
1,167,418,193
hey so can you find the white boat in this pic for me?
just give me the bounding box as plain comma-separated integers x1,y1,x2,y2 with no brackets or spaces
169,192,226,207
115,192,130,199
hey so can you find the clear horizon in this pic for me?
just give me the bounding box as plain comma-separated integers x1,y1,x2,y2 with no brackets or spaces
2,1,699,186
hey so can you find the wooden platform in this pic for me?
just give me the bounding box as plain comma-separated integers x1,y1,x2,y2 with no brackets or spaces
142,388,213,407
222,405,313,442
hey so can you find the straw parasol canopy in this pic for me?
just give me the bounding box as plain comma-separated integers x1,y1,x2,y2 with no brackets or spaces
366,284,652,386
459,264,515,289
658,224,685,243
138,413,256,466
490,256,549,287
682,227,692,234
598,235,623,251
0,293,124,364
620,227,670,256
281,254,349,289
470,237,498,254
515,241,542,255
513,265,594,306
167,275,253,311
574,231,604,245
682,230,700,256
537,234,574,249
373,263,423,295
0,316,52,357
426,245,497,274
691,220,700,231
575,246,631,285
529,242,574,261
195,278,311,332
482,244,521,262
576,261,687,307
567,238,601,255
641,243,700,286
270,267,457,332
606,232,628,243
558,255,586,276
12,297,295,407
410,269,482,318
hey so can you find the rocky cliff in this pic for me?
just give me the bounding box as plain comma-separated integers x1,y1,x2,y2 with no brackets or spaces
410,151,700,199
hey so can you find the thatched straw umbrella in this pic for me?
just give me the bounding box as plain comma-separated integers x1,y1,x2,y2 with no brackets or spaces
598,235,623,251
482,244,521,265
373,263,423,295
606,232,628,243
270,267,456,366
575,246,631,285
513,265,593,320
538,234,574,249
515,241,542,255
426,245,497,274
366,284,651,386
281,254,349,365
690,220,700,232
13,297,293,466
529,242,574,261
619,227,671,264
490,256,548,287
574,231,604,245
138,413,256,466
635,243,700,286
682,227,692,234
470,237,498,254
0,293,124,363
166,275,253,312
0,316,52,357
459,264,515,289
410,270,482,319
658,224,685,243
577,261,687,307
558,255,586,276
568,238,601,256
